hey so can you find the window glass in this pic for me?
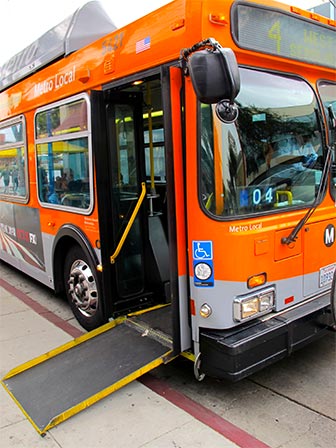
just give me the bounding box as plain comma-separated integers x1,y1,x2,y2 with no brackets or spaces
199,69,324,217
319,82,336,109
35,98,91,210
144,128,165,181
0,119,27,199
0,122,23,144
36,99,88,139
318,81,336,200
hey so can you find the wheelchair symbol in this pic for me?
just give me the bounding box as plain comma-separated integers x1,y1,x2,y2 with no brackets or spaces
193,241,212,260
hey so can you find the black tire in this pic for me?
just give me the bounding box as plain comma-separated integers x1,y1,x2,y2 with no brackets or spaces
64,246,106,331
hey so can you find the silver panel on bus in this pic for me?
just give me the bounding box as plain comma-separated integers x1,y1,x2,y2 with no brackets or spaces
0,1,116,91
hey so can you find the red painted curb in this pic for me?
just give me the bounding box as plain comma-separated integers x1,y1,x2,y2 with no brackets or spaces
140,374,271,448
0,277,83,339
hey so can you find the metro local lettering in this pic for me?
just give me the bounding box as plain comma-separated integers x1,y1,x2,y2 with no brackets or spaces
55,66,76,88
34,66,76,97
229,223,262,233
34,79,53,96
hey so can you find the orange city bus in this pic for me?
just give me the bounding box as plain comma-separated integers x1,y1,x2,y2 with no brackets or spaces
1,0,335,384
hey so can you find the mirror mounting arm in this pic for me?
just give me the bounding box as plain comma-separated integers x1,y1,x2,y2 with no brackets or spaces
180,37,222,62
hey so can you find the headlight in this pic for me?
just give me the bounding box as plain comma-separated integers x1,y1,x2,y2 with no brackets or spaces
240,297,259,319
233,287,275,322
259,290,274,312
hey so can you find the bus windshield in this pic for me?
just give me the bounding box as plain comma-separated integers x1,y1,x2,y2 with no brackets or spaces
199,68,324,217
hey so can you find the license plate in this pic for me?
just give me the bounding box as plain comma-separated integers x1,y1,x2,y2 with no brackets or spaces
319,263,336,288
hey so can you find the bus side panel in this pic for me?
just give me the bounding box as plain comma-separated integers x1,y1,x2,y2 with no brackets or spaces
303,217,336,297
0,202,48,282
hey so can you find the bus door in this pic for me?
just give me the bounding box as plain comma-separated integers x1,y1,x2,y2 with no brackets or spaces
92,89,170,317
106,92,147,304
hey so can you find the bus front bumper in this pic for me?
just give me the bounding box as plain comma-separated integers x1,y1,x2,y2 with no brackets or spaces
199,293,332,382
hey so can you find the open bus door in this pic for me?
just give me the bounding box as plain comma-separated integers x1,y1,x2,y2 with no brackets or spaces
93,89,171,317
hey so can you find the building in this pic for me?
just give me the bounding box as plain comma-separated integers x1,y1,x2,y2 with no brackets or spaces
309,2,336,19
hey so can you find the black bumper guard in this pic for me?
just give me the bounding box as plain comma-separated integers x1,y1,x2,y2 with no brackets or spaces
200,293,332,381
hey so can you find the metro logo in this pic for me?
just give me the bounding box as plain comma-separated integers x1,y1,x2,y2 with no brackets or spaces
324,224,335,247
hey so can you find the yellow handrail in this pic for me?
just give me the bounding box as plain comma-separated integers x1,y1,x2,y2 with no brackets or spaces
275,190,293,207
110,182,146,264
146,83,156,195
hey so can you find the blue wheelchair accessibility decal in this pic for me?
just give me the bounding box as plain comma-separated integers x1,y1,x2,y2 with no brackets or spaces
193,241,212,260
192,241,214,287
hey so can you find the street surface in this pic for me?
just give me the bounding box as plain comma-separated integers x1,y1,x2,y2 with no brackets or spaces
1,261,335,448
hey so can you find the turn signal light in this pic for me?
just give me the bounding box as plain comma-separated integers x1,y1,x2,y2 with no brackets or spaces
209,13,228,25
171,19,185,31
247,273,267,289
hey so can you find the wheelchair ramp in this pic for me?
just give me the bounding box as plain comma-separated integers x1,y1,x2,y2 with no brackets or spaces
1,308,173,434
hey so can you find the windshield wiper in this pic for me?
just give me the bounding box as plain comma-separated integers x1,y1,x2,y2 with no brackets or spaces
281,145,332,245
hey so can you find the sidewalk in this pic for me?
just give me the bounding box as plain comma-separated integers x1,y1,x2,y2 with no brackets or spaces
0,284,241,448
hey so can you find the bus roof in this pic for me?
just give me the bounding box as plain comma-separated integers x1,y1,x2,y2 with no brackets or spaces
0,1,116,92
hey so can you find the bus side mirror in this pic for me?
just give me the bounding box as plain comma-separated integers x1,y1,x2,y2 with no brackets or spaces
182,39,240,123
188,46,240,105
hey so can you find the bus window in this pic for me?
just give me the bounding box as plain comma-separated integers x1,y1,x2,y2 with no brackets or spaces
199,69,324,216
144,128,165,182
0,117,27,200
318,81,336,201
120,78,166,216
35,96,91,210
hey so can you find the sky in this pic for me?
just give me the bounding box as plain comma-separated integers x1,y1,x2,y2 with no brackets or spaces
0,0,329,67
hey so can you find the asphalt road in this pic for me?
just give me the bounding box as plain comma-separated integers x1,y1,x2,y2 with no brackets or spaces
1,260,335,448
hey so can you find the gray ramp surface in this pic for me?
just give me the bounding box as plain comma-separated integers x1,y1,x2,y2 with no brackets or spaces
3,321,170,432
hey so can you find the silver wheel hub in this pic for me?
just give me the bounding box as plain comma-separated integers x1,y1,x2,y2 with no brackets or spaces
68,259,98,317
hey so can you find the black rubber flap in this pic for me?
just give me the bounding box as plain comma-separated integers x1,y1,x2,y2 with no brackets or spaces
3,322,170,432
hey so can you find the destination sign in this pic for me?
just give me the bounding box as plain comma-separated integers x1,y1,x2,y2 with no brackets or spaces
232,3,336,69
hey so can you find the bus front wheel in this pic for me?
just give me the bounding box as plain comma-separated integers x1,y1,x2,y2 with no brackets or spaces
64,246,105,331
